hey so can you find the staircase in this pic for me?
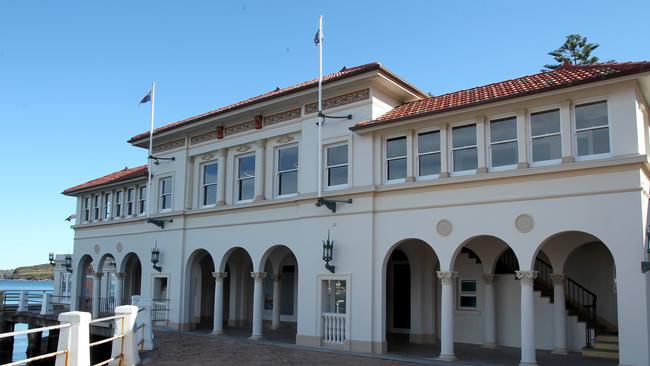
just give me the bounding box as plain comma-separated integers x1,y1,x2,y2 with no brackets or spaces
582,334,619,359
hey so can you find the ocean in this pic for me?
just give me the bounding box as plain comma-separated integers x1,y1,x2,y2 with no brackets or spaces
0,279,54,362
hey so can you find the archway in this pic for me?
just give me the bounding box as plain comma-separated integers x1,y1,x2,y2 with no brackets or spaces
185,249,215,330
97,254,117,316
120,253,142,304
383,239,439,352
76,255,94,312
218,247,254,334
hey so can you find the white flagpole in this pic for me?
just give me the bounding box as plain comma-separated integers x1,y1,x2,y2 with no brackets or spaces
147,82,156,219
317,15,324,199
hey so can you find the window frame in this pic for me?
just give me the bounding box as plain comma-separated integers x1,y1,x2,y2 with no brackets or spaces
450,121,478,176
487,115,519,171
457,278,478,310
199,160,219,208
235,152,256,204
415,127,442,180
324,141,350,190
138,186,147,216
383,134,408,184
93,194,100,222
83,196,91,223
114,190,123,219
159,176,173,213
274,143,299,198
527,105,562,167
572,98,612,161
126,188,135,217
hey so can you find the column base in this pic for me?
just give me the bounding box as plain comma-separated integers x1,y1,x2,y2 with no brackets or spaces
551,348,568,355
211,330,224,336
481,342,497,349
519,362,538,366
249,335,263,341
438,354,457,362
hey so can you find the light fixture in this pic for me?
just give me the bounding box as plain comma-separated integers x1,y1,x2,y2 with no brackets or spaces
64,254,73,273
322,227,335,273
151,242,162,272
48,252,55,266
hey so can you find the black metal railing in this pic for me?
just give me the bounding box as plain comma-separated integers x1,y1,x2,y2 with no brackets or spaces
152,299,170,324
494,248,520,274
99,297,116,317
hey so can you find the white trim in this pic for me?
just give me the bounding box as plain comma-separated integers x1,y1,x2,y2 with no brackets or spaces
528,107,563,167
274,143,299,199
415,127,442,180
199,160,219,208
383,134,408,184
450,121,478,176
159,176,173,213
487,115,518,171
235,152,256,204
324,141,350,190
572,98,613,161
126,187,135,217
457,278,479,311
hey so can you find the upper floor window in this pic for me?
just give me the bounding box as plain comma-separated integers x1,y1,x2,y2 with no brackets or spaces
452,124,477,173
201,162,218,207
126,188,135,216
159,177,172,211
326,143,348,188
138,186,146,215
103,193,112,219
276,145,298,197
114,191,122,218
530,109,561,164
417,131,441,177
93,195,100,221
489,117,518,169
575,101,610,157
237,154,256,202
83,196,90,223
385,136,407,181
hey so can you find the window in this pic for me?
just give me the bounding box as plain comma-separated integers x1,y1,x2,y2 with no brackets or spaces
322,279,346,314
530,109,561,163
452,124,478,172
326,144,348,188
489,117,518,168
126,188,134,216
103,193,112,219
385,136,407,181
575,101,610,157
417,131,441,177
114,191,122,218
159,177,172,211
83,196,90,223
93,195,100,221
201,162,218,206
458,279,477,309
138,186,146,215
276,145,298,196
237,154,255,202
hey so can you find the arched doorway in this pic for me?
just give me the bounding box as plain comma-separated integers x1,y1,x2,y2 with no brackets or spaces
76,255,94,312
97,254,117,317
185,249,215,330
121,253,142,304
220,248,254,334
383,239,439,352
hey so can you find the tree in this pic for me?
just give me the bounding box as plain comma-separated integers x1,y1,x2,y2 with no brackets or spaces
544,34,610,70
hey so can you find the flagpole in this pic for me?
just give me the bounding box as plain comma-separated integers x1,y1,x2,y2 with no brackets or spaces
317,15,324,199
147,82,156,219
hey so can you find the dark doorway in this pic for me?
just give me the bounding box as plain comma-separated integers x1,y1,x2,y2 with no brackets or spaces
388,249,410,332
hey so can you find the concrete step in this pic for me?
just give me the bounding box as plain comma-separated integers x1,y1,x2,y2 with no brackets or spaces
592,340,618,351
596,334,618,343
582,347,619,360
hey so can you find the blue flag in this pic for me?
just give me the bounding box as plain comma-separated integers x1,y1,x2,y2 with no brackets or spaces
314,29,321,46
139,90,152,105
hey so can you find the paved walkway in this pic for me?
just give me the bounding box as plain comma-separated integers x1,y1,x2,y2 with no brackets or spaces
143,330,618,366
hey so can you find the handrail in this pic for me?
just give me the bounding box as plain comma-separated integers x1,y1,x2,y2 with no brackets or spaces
90,313,126,366
89,314,126,324
1,349,69,366
0,323,71,340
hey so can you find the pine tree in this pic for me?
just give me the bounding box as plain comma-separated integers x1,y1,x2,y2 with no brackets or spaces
544,34,610,70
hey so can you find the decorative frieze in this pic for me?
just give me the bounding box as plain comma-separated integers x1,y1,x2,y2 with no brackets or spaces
235,144,252,153
153,138,185,153
304,88,370,114
190,130,218,145
264,108,301,126
225,120,256,136
276,134,295,144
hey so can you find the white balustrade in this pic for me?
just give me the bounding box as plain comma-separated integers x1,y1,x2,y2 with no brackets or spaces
321,313,346,344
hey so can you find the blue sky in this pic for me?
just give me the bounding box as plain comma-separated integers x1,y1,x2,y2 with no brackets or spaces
0,0,648,269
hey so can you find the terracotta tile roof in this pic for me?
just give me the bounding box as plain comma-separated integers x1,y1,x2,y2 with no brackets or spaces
128,62,422,143
63,165,148,195
352,62,650,131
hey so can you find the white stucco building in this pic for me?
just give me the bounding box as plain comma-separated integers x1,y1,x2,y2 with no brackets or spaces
63,61,650,365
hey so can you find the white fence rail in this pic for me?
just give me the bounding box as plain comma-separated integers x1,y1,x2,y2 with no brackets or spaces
321,313,346,344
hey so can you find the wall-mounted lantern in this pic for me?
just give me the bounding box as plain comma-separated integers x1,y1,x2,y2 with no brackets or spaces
151,242,162,272
64,254,73,273
48,252,55,266
322,227,335,273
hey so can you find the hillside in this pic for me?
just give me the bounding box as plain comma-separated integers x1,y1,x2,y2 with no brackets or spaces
0,264,54,280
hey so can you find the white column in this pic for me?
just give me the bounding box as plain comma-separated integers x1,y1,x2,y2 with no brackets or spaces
250,271,267,340
114,272,124,306
516,271,538,366
92,272,103,318
481,274,497,348
516,109,528,169
551,273,568,355
212,272,227,335
56,311,91,366
559,99,573,163
271,275,282,329
439,125,449,178
216,149,227,205
436,271,457,361
254,140,266,201
476,115,487,174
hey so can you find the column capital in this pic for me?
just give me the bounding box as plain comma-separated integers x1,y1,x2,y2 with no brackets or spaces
515,270,538,285
250,271,267,280
550,273,566,285
212,272,228,281
436,271,458,285
481,273,496,284
93,272,104,279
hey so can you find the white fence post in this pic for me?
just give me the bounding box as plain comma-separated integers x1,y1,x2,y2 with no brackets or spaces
112,305,140,366
40,292,53,315
18,291,28,312
132,296,154,351
56,311,91,366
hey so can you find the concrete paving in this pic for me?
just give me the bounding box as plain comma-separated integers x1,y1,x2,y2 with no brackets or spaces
144,328,618,366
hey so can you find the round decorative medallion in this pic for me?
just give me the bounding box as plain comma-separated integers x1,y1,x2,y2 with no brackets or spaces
116,243,123,253
94,244,101,254
515,214,534,233
436,219,453,237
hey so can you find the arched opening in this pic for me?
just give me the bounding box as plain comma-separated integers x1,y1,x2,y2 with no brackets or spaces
76,255,94,312
97,254,117,316
121,253,142,303
186,249,215,330
219,248,254,335
259,245,299,343
383,239,439,352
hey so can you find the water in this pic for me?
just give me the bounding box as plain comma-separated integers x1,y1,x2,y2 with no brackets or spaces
0,279,53,362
